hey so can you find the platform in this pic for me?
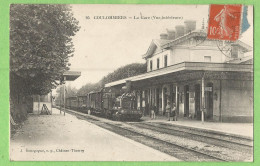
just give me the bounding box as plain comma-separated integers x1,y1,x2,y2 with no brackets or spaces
10,108,179,161
141,115,253,139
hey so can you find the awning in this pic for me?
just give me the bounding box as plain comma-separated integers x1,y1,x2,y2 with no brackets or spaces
105,62,253,88
62,71,81,81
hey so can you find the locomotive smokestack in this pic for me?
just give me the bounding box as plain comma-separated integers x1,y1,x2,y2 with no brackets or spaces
125,80,132,93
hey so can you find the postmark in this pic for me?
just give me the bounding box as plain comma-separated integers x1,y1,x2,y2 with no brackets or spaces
207,4,242,41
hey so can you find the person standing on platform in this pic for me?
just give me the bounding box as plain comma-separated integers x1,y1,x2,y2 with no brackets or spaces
172,103,177,121
166,102,171,121
151,105,156,120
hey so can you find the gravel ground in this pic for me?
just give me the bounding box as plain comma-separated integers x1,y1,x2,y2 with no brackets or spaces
141,116,253,138
63,108,253,161
116,122,253,161
10,108,179,161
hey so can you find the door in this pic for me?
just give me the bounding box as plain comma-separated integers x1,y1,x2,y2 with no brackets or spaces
145,90,149,115
27,96,33,113
184,85,189,117
205,83,213,120
195,84,201,120
159,88,162,113
170,85,176,105
176,86,179,115
156,88,159,113
163,87,167,114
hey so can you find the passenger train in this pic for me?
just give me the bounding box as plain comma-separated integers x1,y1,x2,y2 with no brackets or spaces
61,89,142,121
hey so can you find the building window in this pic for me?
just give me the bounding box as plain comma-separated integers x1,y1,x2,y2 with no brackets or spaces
164,55,168,67
204,56,211,62
150,60,153,70
231,45,238,58
157,58,160,69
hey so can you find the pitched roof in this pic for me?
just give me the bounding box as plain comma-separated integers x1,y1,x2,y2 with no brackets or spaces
142,30,252,59
142,39,173,59
226,55,253,64
153,39,173,46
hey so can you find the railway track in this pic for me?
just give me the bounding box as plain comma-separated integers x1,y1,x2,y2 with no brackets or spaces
129,122,253,154
158,122,253,145
99,122,227,161
64,108,246,161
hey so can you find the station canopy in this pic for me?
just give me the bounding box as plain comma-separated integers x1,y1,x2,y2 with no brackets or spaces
105,62,253,88
61,71,81,81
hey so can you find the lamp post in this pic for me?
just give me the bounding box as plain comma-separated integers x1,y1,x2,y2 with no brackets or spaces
59,77,66,116
58,69,81,116
201,75,205,123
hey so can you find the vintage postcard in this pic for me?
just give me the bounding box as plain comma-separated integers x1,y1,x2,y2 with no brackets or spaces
9,4,253,162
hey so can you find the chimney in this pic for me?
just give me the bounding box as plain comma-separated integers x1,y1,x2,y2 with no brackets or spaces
175,25,185,38
125,80,132,92
160,33,168,40
184,20,196,34
166,29,176,40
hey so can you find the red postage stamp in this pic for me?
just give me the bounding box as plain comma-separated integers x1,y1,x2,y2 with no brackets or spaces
207,4,242,41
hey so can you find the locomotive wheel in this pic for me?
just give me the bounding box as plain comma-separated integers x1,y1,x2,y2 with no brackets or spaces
112,114,115,119
112,114,118,121
105,113,110,119
88,109,91,115
115,116,119,121
115,115,122,121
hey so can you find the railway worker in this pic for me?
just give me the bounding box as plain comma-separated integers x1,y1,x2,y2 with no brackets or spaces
166,102,171,121
172,103,177,121
151,105,156,120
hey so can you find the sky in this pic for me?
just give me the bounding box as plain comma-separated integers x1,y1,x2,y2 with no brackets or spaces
64,4,253,90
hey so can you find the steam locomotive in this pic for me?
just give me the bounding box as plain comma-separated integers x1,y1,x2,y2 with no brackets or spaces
64,89,142,121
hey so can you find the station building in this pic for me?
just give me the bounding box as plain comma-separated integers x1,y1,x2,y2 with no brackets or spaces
105,21,253,123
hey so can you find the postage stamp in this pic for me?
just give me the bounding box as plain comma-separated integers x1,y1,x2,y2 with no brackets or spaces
207,4,243,41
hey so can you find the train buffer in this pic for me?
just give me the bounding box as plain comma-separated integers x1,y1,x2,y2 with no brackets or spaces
40,104,52,115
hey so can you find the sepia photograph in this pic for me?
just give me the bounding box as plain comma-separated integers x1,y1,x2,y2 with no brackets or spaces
9,4,253,161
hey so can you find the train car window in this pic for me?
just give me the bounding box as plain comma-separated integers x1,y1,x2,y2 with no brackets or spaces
114,100,121,109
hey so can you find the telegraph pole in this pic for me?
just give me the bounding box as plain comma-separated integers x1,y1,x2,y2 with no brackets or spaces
63,76,66,116
60,79,62,114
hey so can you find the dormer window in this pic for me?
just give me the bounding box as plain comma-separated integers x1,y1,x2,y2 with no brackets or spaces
150,60,153,71
157,58,160,69
231,45,239,59
164,55,168,67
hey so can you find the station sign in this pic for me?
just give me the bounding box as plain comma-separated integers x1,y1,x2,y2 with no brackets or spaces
205,87,212,91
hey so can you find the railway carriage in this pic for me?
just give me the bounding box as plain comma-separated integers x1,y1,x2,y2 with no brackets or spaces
102,91,115,118
86,91,102,116
65,88,142,121
67,96,78,109
77,95,88,111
